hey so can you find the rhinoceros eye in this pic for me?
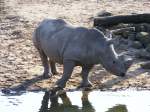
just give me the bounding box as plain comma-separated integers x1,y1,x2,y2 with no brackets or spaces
113,61,116,64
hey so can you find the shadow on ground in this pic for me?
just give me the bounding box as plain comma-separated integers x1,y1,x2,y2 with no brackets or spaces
1,75,46,94
101,67,150,89
1,63,150,95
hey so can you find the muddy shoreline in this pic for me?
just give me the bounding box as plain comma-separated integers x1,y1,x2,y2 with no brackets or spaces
1,0,150,92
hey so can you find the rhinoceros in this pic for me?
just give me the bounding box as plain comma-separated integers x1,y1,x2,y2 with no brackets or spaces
33,18,132,89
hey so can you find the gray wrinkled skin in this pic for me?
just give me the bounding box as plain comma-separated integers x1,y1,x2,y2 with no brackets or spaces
33,18,130,88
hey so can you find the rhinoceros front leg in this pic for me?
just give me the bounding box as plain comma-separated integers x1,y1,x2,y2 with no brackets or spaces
49,61,58,75
56,60,75,88
38,49,52,79
79,65,93,88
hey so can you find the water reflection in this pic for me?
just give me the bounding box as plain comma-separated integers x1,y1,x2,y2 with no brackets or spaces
39,90,128,112
39,90,95,112
106,104,128,112
1,90,150,112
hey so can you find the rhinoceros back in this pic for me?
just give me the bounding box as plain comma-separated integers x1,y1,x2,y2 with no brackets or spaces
33,19,106,65
33,19,73,63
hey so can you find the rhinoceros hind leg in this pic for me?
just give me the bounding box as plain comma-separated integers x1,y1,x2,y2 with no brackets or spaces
38,49,52,79
49,61,58,75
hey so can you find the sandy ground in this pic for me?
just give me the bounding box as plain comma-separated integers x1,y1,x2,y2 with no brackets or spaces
1,0,150,91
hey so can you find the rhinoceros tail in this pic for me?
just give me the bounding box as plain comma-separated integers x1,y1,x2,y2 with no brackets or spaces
32,27,41,49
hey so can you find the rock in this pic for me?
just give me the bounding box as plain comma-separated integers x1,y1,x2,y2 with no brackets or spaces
6,78,14,81
146,44,150,52
131,41,143,49
96,10,112,17
136,32,150,47
141,61,150,69
12,30,22,36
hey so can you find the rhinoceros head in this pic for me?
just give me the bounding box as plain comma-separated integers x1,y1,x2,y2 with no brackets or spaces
100,32,133,77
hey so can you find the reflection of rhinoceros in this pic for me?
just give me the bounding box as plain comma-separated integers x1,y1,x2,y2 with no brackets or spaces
33,19,132,88
39,91,128,112
39,91,95,112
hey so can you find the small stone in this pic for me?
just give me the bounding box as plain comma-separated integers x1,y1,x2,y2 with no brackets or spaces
136,32,150,47
131,41,143,49
6,78,14,81
12,30,21,36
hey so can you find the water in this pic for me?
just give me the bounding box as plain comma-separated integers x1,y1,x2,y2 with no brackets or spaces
1,90,150,112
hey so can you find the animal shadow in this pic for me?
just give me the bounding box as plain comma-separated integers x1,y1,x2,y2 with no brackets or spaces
101,67,149,89
1,75,45,94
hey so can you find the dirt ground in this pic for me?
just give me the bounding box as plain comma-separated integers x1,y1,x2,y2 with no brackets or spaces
1,0,150,91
